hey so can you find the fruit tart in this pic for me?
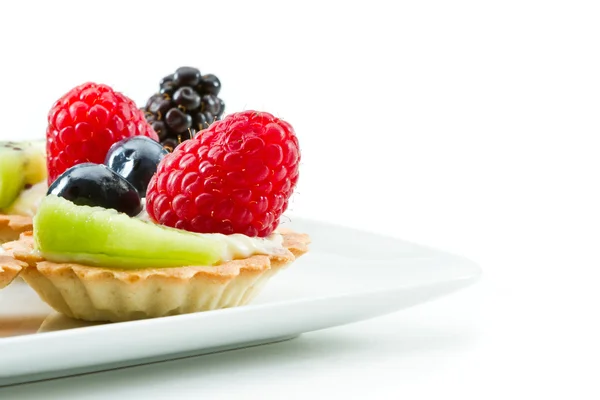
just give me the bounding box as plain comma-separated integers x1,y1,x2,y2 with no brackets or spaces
0,82,309,322
0,141,47,243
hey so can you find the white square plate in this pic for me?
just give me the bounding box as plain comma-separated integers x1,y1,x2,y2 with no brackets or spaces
0,217,480,386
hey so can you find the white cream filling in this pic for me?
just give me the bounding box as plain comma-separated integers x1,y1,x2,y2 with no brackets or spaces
135,199,152,223
135,199,284,260
212,232,284,260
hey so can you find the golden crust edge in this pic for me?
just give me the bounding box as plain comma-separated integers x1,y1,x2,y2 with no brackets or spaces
1,230,310,285
0,217,33,287
0,214,33,244
0,256,27,289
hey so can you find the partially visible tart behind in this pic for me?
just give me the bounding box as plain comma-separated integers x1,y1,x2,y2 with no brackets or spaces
0,215,33,244
0,182,47,243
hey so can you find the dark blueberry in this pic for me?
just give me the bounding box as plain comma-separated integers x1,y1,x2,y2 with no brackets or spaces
48,163,142,217
173,87,201,110
105,137,168,197
165,108,192,133
198,74,221,95
200,94,221,115
174,67,201,87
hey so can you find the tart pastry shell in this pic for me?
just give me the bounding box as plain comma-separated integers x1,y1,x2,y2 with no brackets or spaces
0,256,27,289
0,214,33,244
1,230,310,322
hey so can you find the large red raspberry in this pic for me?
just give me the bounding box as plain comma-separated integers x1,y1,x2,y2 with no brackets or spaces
146,110,300,237
46,82,158,184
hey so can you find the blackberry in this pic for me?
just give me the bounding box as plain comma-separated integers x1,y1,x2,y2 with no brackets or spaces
143,67,225,151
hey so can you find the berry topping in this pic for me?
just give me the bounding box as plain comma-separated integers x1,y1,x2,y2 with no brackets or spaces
105,136,168,197
165,108,193,133
46,82,159,185
173,66,201,87
48,163,142,217
146,110,300,237
197,74,221,96
173,87,201,110
143,67,225,151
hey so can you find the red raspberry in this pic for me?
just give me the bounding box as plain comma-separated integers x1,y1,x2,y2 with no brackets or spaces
146,110,300,237
46,82,158,184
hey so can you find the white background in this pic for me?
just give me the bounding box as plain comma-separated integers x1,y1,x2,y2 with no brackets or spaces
1,0,600,398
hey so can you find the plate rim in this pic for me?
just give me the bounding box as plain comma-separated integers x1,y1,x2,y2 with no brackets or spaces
0,215,481,346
